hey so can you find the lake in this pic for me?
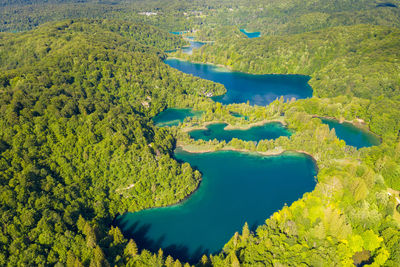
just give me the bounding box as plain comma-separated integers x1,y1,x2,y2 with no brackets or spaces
320,118,380,149
240,29,261,38
164,59,313,106
182,40,206,55
153,108,203,127
189,122,291,142
117,149,317,263
165,36,205,55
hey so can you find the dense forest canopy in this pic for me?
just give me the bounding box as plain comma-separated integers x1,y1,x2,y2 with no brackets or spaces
1,0,400,34
0,19,225,265
0,0,400,266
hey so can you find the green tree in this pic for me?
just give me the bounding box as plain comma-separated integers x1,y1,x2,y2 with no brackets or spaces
242,222,250,241
124,239,138,258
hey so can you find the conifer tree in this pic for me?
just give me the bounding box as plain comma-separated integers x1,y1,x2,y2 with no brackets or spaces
242,222,250,241
124,239,138,258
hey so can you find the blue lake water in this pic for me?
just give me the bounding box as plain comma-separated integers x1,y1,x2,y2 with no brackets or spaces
182,40,206,55
189,122,291,142
165,39,205,54
153,108,203,127
165,59,313,106
320,118,380,149
240,29,261,38
117,53,332,265
117,149,317,263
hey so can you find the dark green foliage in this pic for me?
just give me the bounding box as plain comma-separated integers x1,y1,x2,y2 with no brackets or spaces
1,0,400,35
0,19,224,266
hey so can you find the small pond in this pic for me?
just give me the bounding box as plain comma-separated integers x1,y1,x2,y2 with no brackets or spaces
153,108,203,127
320,118,380,149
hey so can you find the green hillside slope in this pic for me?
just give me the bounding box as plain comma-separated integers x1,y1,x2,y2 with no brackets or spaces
0,19,224,266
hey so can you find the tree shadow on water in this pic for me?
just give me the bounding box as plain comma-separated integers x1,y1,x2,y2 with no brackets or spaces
116,220,166,252
116,218,210,264
164,243,209,264
250,220,262,232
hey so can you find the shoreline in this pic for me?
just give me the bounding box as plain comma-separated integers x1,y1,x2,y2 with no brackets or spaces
165,56,311,78
119,143,318,233
182,118,287,132
176,143,316,161
224,118,287,130
314,115,367,127
176,143,319,174
119,172,203,215
315,115,381,140
166,56,231,70
118,143,318,218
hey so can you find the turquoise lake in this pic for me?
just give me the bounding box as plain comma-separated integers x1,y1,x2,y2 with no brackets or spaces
165,39,205,55
320,118,380,149
153,108,203,127
164,59,313,106
240,29,261,38
182,40,206,55
117,149,317,263
189,122,291,142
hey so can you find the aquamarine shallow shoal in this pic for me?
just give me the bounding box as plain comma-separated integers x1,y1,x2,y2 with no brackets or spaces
320,118,380,149
189,122,291,142
240,29,261,38
152,108,203,127
164,59,313,106
117,149,317,263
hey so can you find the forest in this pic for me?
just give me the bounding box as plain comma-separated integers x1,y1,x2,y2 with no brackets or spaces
0,19,224,266
1,0,400,35
0,0,400,266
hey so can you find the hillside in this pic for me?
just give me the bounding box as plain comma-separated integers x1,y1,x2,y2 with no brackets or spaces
182,24,400,99
0,19,224,266
1,0,400,35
